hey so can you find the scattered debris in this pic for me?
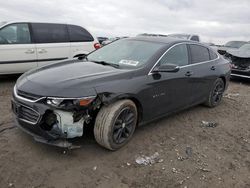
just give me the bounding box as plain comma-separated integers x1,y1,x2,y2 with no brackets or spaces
126,162,131,166
135,152,160,165
201,121,218,128
158,159,164,163
198,167,211,172
8,183,14,187
224,93,240,100
93,166,97,171
103,175,110,179
179,180,184,185
172,168,178,173
177,156,185,161
200,175,206,180
186,147,193,157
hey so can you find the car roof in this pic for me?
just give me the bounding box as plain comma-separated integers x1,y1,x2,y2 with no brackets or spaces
127,36,192,45
0,21,81,27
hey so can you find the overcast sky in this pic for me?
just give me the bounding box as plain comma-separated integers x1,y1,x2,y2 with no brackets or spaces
1,0,250,44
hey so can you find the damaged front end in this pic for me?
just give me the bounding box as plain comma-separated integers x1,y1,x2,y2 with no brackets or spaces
12,85,102,148
225,53,250,79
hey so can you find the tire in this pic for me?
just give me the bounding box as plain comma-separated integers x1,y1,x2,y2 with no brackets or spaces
94,99,137,150
204,78,225,107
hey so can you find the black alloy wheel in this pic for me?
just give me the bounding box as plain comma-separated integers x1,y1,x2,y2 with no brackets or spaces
94,99,137,150
112,107,135,144
211,81,224,105
204,78,225,107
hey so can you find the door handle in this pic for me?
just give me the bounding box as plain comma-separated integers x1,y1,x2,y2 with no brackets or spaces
211,66,216,70
185,71,193,77
25,49,35,54
38,49,47,53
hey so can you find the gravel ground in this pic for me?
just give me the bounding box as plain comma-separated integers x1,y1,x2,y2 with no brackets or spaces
0,75,249,188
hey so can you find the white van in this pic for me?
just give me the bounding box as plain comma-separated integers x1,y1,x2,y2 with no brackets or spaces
0,21,101,74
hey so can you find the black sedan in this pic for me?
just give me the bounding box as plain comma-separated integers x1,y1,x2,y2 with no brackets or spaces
12,36,231,150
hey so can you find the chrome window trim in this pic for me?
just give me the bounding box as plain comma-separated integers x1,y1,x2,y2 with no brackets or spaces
148,42,219,75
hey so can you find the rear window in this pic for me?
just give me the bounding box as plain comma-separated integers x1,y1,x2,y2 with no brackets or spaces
189,44,210,64
190,35,199,42
68,25,94,42
31,23,69,43
209,49,218,60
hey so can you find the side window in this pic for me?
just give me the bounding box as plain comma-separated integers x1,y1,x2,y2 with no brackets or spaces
190,35,199,42
31,23,69,43
209,49,218,60
159,44,188,66
0,23,31,44
189,44,210,64
68,25,94,42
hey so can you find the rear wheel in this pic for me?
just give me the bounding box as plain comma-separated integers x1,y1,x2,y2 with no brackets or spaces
94,100,137,150
204,78,225,107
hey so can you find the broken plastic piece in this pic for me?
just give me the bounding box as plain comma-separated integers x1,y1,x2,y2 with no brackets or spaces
135,152,160,165
201,121,218,128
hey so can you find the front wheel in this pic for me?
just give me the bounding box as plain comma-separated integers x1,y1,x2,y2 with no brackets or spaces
94,100,137,150
204,78,225,107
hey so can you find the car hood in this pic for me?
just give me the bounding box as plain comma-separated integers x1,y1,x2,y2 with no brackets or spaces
227,49,250,58
16,60,132,98
218,46,237,52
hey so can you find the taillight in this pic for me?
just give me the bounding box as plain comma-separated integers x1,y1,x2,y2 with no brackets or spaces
94,43,101,49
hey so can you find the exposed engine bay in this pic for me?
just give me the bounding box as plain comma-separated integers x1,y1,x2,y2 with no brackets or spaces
40,97,102,139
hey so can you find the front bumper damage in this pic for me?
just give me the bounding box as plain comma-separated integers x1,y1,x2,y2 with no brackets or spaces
12,87,98,149
225,51,250,79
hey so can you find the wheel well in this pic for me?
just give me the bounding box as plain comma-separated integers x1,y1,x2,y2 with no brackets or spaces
219,76,226,86
113,97,143,125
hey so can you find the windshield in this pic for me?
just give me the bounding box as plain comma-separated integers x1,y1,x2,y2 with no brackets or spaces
224,41,247,48
239,44,250,51
169,34,190,40
87,39,165,69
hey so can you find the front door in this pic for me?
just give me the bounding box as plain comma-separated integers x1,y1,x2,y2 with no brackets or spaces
142,44,194,121
0,23,37,74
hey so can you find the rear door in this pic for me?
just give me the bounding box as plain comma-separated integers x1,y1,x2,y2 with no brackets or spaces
31,23,70,67
67,24,96,57
187,44,218,103
0,23,37,74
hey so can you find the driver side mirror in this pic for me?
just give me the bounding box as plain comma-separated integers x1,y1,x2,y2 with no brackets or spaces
152,64,180,73
77,54,87,60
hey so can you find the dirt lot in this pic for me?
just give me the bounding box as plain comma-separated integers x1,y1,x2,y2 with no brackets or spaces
0,75,249,188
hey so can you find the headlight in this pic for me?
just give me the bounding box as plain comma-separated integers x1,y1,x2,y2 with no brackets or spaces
46,96,96,109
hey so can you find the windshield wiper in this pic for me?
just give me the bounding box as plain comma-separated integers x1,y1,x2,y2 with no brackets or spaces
90,60,119,68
